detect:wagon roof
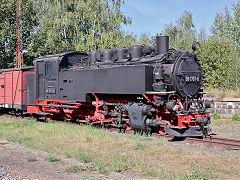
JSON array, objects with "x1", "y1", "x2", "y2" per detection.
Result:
[{"x1": 0, "y1": 66, "x2": 34, "y2": 72}]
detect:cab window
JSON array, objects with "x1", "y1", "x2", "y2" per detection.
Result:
[{"x1": 45, "y1": 61, "x2": 52, "y2": 76}]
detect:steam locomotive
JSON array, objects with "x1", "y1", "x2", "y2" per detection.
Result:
[{"x1": 0, "y1": 36, "x2": 211, "y2": 137}]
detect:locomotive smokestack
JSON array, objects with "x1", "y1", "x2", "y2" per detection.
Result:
[{"x1": 156, "y1": 36, "x2": 169, "y2": 55}]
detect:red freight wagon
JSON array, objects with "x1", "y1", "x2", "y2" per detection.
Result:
[{"x1": 0, "y1": 67, "x2": 34, "y2": 111}]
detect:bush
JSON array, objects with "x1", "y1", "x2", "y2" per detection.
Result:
[
  {"x1": 212, "y1": 112, "x2": 221, "y2": 120},
  {"x1": 232, "y1": 114, "x2": 240, "y2": 121},
  {"x1": 44, "y1": 155, "x2": 61, "y2": 162},
  {"x1": 76, "y1": 152, "x2": 92, "y2": 163},
  {"x1": 27, "y1": 156, "x2": 37, "y2": 162},
  {"x1": 65, "y1": 166, "x2": 84, "y2": 173}
]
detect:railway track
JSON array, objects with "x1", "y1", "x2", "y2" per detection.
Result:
[
  {"x1": 184, "y1": 136, "x2": 240, "y2": 150},
  {"x1": 108, "y1": 128, "x2": 240, "y2": 150}
]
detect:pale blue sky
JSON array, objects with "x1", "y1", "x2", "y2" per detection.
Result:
[{"x1": 121, "y1": 0, "x2": 238, "y2": 36}]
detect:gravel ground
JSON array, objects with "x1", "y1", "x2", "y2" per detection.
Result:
[
  {"x1": 0, "y1": 166, "x2": 23, "y2": 180},
  {"x1": 0, "y1": 139, "x2": 138, "y2": 180}
]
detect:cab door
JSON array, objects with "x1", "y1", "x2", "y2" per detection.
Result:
[
  {"x1": 44, "y1": 60, "x2": 58, "y2": 100},
  {"x1": 37, "y1": 61, "x2": 45, "y2": 99}
]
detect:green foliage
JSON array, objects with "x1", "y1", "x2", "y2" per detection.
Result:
[
  {"x1": 94, "y1": 160, "x2": 109, "y2": 175},
  {"x1": 232, "y1": 114, "x2": 240, "y2": 121},
  {"x1": 182, "y1": 161, "x2": 216, "y2": 180},
  {"x1": 112, "y1": 155, "x2": 130, "y2": 172},
  {"x1": 76, "y1": 151, "x2": 92, "y2": 163},
  {"x1": 196, "y1": 36, "x2": 236, "y2": 88},
  {"x1": 212, "y1": 112, "x2": 221, "y2": 120},
  {"x1": 0, "y1": 0, "x2": 16, "y2": 68},
  {"x1": 27, "y1": 156, "x2": 37, "y2": 162},
  {"x1": 0, "y1": 117, "x2": 239, "y2": 179},
  {"x1": 145, "y1": 168, "x2": 168, "y2": 179},
  {"x1": 164, "y1": 11, "x2": 196, "y2": 51},
  {"x1": 2, "y1": 0, "x2": 240, "y2": 90},
  {"x1": 210, "y1": 2, "x2": 240, "y2": 89},
  {"x1": 161, "y1": 6, "x2": 240, "y2": 89},
  {"x1": 82, "y1": 176, "x2": 101, "y2": 180},
  {"x1": 133, "y1": 142, "x2": 147, "y2": 150},
  {"x1": 0, "y1": 142, "x2": 8, "y2": 145},
  {"x1": 44, "y1": 155, "x2": 61, "y2": 162},
  {"x1": 28, "y1": 0, "x2": 134, "y2": 56},
  {"x1": 0, "y1": 0, "x2": 37, "y2": 67},
  {"x1": 65, "y1": 166, "x2": 84, "y2": 173},
  {"x1": 1, "y1": 0, "x2": 136, "y2": 67},
  {"x1": 137, "y1": 33, "x2": 156, "y2": 46}
]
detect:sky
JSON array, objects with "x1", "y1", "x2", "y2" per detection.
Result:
[{"x1": 121, "y1": 0, "x2": 238, "y2": 36}]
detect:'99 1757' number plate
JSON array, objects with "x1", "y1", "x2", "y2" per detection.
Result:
[{"x1": 185, "y1": 76, "x2": 200, "y2": 82}]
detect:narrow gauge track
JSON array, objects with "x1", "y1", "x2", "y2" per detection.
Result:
[
  {"x1": 184, "y1": 136, "x2": 240, "y2": 150},
  {"x1": 92, "y1": 126, "x2": 240, "y2": 151},
  {"x1": 1, "y1": 114, "x2": 240, "y2": 150}
]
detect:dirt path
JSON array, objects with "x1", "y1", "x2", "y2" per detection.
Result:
[{"x1": 0, "y1": 139, "x2": 137, "y2": 180}]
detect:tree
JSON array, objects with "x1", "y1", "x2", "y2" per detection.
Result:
[
  {"x1": 0, "y1": 0, "x2": 37, "y2": 68},
  {"x1": 28, "y1": 0, "x2": 135, "y2": 59},
  {"x1": 163, "y1": 11, "x2": 196, "y2": 51},
  {"x1": 196, "y1": 36, "x2": 235, "y2": 88},
  {"x1": 0, "y1": 0, "x2": 17, "y2": 68},
  {"x1": 211, "y1": 1, "x2": 240, "y2": 88},
  {"x1": 136, "y1": 33, "x2": 156, "y2": 46}
]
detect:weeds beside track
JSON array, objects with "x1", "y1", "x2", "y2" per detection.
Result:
[{"x1": 0, "y1": 116, "x2": 240, "y2": 179}]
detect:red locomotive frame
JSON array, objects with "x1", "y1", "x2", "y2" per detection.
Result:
[{"x1": 27, "y1": 91, "x2": 209, "y2": 135}]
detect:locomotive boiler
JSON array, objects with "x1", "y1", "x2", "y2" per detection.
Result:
[{"x1": 0, "y1": 36, "x2": 212, "y2": 137}]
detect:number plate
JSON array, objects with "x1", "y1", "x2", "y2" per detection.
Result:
[{"x1": 185, "y1": 75, "x2": 200, "y2": 82}]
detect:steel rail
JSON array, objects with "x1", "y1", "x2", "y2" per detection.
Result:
[{"x1": 185, "y1": 136, "x2": 240, "y2": 150}]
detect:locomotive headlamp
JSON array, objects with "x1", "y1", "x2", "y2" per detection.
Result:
[{"x1": 192, "y1": 41, "x2": 200, "y2": 51}]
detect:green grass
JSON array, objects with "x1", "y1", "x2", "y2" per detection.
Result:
[
  {"x1": 181, "y1": 161, "x2": 216, "y2": 179},
  {"x1": 212, "y1": 112, "x2": 221, "y2": 120},
  {"x1": 27, "y1": 156, "x2": 37, "y2": 162},
  {"x1": 0, "y1": 118, "x2": 239, "y2": 179},
  {"x1": 0, "y1": 142, "x2": 8, "y2": 145},
  {"x1": 232, "y1": 114, "x2": 240, "y2": 121},
  {"x1": 132, "y1": 142, "x2": 148, "y2": 150},
  {"x1": 93, "y1": 161, "x2": 108, "y2": 175},
  {"x1": 44, "y1": 155, "x2": 61, "y2": 162},
  {"x1": 82, "y1": 176, "x2": 101, "y2": 180},
  {"x1": 76, "y1": 151, "x2": 92, "y2": 163},
  {"x1": 210, "y1": 115, "x2": 240, "y2": 138},
  {"x1": 205, "y1": 88, "x2": 240, "y2": 98},
  {"x1": 112, "y1": 154, "x2": 130, "y2": 172},
  {"x1": 145, "y1": 168, "x2": 168, "y2": 179},
  {"x1": 65, "y1": 165, "x2": 84, "y2": 173}
]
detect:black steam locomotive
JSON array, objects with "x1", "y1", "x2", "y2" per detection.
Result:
[{"x1": 3, "y1": 36, "x2": 212, "y2": 137}]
